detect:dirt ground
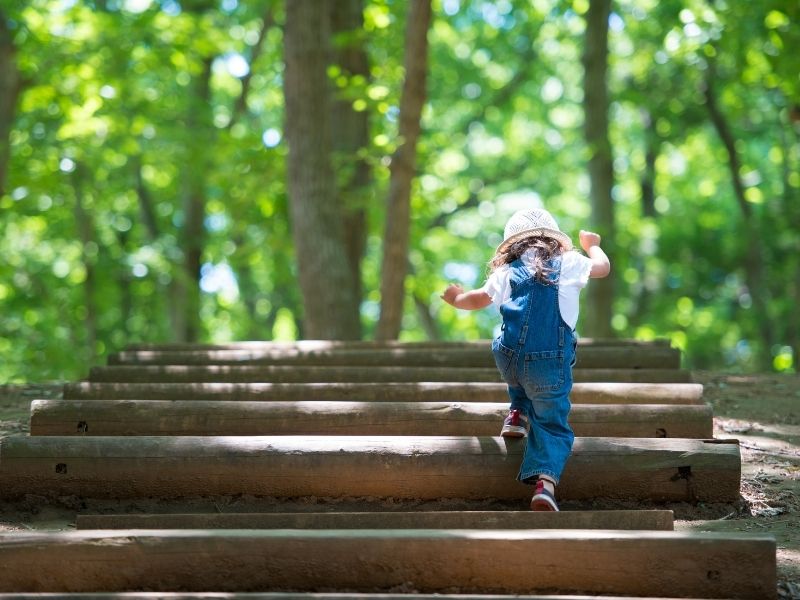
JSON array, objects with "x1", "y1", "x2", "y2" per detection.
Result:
[
  {"x1": 686, "y1": 372, "x2": 800, "y2": 599},
  {"x1": 1, "y1": 374, "x2": 799, "y2": 597}
]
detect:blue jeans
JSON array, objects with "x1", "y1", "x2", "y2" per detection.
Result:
[
  {"x1": 490, "y1": 256, "x2": 576, "y2": 486},
  {"x1": 493, "y1": 336, "x2": 576, "y2": 484}
]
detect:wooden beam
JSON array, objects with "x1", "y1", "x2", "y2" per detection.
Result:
[
  {"x1": 0, "y1": 529, "x2": 775, "y2": 598},
  {"x1": 0, "y1": 436, "x2": 740, "y2": 502},
  {"x1": 30, "y1": 400, "x2": 713, "y2": 438},
  {"x1": 86, "y1": 365, "x2": 693, "y2": 384},
  {"x1": 123, "y1": 338, "x2": 673, "y2": 351},
  {"x1": 63, "y1": 381, "x2": 705, "y2": 404},
  {"x1": 0, "y1": 594, "x2": 720, "y2": 600},
  {"x1": 107, "y1": 345, "x2": 681, "y2": 370},
  {"x1": 76, "y1": 509, "x2": 675, "y2": 531},
  {"x1": 0, "y1": 595, "x2": 708, "y2": 600}
]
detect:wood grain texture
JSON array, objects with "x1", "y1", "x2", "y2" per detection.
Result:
[
  {"x1": 30, "y1": 400, "x2": 713, "y2": 438},
  {"x1": 86, "y1": 365, "x2": 692, "y2": 384},
  {"x1": 107, "y1": 345, "x2": 681, "y2": 370},
  {"x1": 63, "y1": 381, "x2": 705, "y2": 404},
  {"x1": 122, "y1": 338, "x2": 673, "y2": 351},
  {"x1": 0, "y1": 436, "x2": 740, "y2": 502},
  {"x1": 0, "y1": 529, "x2": 775, "y2": 598},
  {"x1": 75, "y1": 509, "x2": 675, "y2": 531}
]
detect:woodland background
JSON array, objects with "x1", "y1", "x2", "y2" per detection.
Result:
[{"x1": 0, "y1": 0, "x2": 798, "y2": 382}]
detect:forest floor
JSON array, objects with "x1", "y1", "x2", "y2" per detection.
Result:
[{"x1": 0, "y1": 373, "x2": 798, "y2": 597}]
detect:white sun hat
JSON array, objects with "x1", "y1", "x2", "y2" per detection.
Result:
[{"x1": 497, "y1": 208, "x2": 573, "y2": 253}]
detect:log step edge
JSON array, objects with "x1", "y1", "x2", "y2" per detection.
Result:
[
  {"x1": 0, "y1": 529, "x2": 776, "y2": 598},
  {"x1": 75, "y1": 509, "x2": 675, "y2": 531},
  {"x1": 0, "y1": 436, "x2": 742, "y2": 503}
]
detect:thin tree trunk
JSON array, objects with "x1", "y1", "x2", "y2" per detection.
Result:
[
  {"x1": 229, "y1": 4, "x2": 275, "y2": 129},
  {"x1": 72, "y1": 165, "x2": 98, "y2": 363},
  {"x1": 330, "y1": 0, "x2": 370, "y2": 318},
  {"x1": 627, "y1": 109, "x2": 658, "y2": 328},
  {"x1": 780, "y1": 104, "x2": 800, "y2": 364},
  {"x1": 414, "y1": 293, "x2": 439, "y2": 340},
  {"x1": 134, "y1": 155, "x2": 160, "y2": 240},
  {"x1": 0, "y1": 12, "x2": 22, "y2": 195},
  {"x1": 284, "y1": 0, "x2": 361, "y2": 339},
  {"x1": 173, "y1": 57, "x2": 213, "y2": 343},
  {"x1": 116, "y1": 229, "x2": 133, "y2": 339},
  {"x1": 376, "y1": 0, "x2": 432, "y2": 341},
  {"x1": 581, "y1": 0, "x2": 615, "y2": 339},
  {"x1": 703, "y1": 62, "x2": 774, "y2": 366},
  {"x1": 230, "y1": 235, "x2": 263, "y2": 340},
  {"x1": 640, "y1": 109, "x2": 657, "y2": 219},
  {"x1": 133, "y1": 155, "x2": 173, "y2": 341}
]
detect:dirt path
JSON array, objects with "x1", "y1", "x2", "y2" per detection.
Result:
[
  {"x1": 1, "y1": 375, "x2": 799, "y2": 596},
  {"x1": 687, "y1": 372, "x2": 800, "y2": 598}
]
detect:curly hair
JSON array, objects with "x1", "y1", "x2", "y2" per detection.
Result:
[{"x1": 489, "y1": 235, "x2": 563, "y2": 283}]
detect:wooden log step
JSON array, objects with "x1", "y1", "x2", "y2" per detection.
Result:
[
  {"x1": 108, "y1": 345, "x2": 681, "y2": 370},
  {"x1": 30, "y1": 400, "x2": 713, "y2": 438},
  {"x1": 0, "y1": 529, "x2": 776, "y2": 597},
  {"x1": 0, "y1": 436, "x2": 740, "y2": 502},
  {"x1": 87, "y1": 365, "x2": 693, "y2": 384},
  {"x1": 0, "y1": 595, "x2": 705, "y2": 600},
  {"x1": 0, "y1": 594, "x2": 712, "y2": 600},
  {"x1": 76, "y1": 509, "x2": 675, "y2": 530},
  {"x1": 124, "y1": 337, "x2": 673, "y2": 351},
  {"x1": 63, "y1": 381, "x2": 705, "y2": 404},
  {"x1": 10, "y1": 594, "x2": 740, "y2": 600}
]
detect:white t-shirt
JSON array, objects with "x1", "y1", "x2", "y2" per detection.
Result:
[{"x1": 481, "y1": 250, "x2": 593, "y2": 330}]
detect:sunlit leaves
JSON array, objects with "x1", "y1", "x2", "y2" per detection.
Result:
[{"x1": 1, "y1": 0, "x2": 798, "y2": 377}]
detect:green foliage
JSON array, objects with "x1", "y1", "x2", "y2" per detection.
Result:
[{"x1": 1, "y1": 0, "x2": 798, "y2": 381}]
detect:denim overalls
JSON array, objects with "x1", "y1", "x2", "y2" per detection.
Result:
[{"x1": 491, "y1": 255, "x2": 577, "y2": 485}]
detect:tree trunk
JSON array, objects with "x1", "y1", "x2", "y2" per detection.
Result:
[
  {"x1": 284, "y1": 0, "x2": 361, "y2": 339},
  {"x1": 132, "y1": 155, "x2": 172, "y2": 341},
  {"x1": 115, "y1": 229, "x2": 133, "y2": 339},
  {"x1": 134, "y1": 155, "x2": 160, "y2": 240},
  {"x1": 703, "y1": 62, "x2": 774, "y2": 367},
  {"x1": 229, "y1": 4, "x2": 275, "y2": 129},
  {"x1": 414, "y1": 293, "x2": 439, "y2": 340},
  {"x1": 0, "y1": 12, "x2": 22, "y2": 195},
  {"x1": 72, "y1": 165, "x2": 98, "y2": 363},
  {"x1": 778, "y1": 104, "x2": 800, "y2": 366},
  {"x1": 581, "y1": 0, "x2": 615, "y2": 339},
  {"x1": 376, "y1": 0, "x2": 432, "y2": 341},
  {"x1": 173, "y1": 57, "x2": 213, "y2": 343},
  {"x1": 640, "y1": 109, "x2": 657, "y2": 219},
  {"x1": 330, "y1": 0, "x2": 370, "y2": 318}
]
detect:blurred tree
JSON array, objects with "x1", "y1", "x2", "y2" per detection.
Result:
[
  {"x1": 1, "y1": 0, "x2": 798, "y2": 380},
  {"x1": 331, "y1": 0, "x2": 371, "y2": 318},
  {"x1": 702, "y1": 49, "x2": 774, "y2": 367},
  {"x1": 0, "y1": 9, "x2": 23, "y2": 195},
  {"x1": 376, "y1": 0, "x2": 432, "y2": 340},
  {"x1": 283, "y1": 0, "x2": 361, "y2": 339},
  {"x1": 174, "y1": 34, "x2": 213, "y2": 343},
  {"x1": 581, "y1": 0, "x2": 615, "y2": 338}
]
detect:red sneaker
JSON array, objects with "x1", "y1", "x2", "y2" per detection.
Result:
[
  {"x1": 500, "y1": 409, "x2": 529, "y2": 438},
  {"x1": 530, "y1": 480, "x2": 559, "y2": 512}
]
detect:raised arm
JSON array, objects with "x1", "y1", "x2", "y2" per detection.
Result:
[
  {"x1": 441, "y1": 284, "x2": 493, "y2": 310},
  {"x1": 579, "y1": 230, "x2": 611, "y2": 278}
]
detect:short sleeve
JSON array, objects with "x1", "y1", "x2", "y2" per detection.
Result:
[
  {"x1": 559, "y1": 250, "x2": 593, "y2": 289},
  {"x1": 481, "y1": 265, "x2": 512, "y2": 308}
]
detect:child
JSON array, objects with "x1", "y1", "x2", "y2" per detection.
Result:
[{"x1": 441, "y1": 207, "x2": 610, "y2": 511}]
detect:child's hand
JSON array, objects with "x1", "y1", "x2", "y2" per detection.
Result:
[
  {"x1": 579, "y1": 230, "x2": 602, "y2": 252},
  {"x1": 580, "y1": 230, "x2": 611, "y2": 278},
  {"x1": 441, "y1": 284, "x2": 464, "y2": 307}
]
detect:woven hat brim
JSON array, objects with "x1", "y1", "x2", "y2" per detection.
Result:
[{"x1": 496, "y1": 228, "x2": 573, "y2": 254}]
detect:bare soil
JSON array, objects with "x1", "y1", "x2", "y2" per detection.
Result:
[
  {"x1": 1, "y1": 374, "x2": 799, "y2": 597},
  {"x1": 687, "y1": 372, "x2": 800, "y2": 599}
]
